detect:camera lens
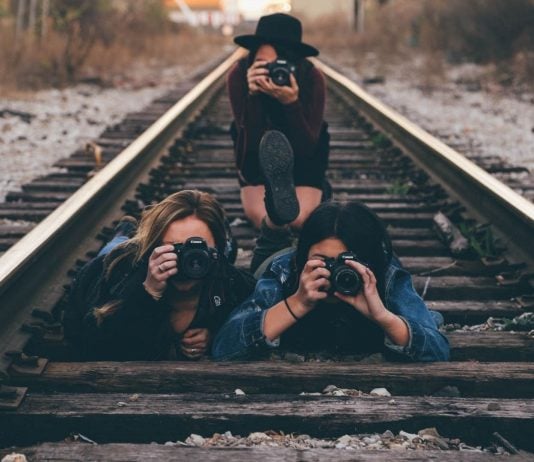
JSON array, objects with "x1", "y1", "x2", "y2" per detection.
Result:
[
  {"x1": 271, "y1": 68, "x2": 289, "y2": 86},
  {"x1": 333, "y1": 267, "x2": 362, "y2": 295},
  {"x1": 181, "y1": 249, "x2": 210, "y2": 279}
]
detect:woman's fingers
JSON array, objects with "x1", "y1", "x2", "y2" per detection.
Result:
[
  {"x1": 180, "y1": 338, "x2": 207, "y2": 358},
  {"x1": 150, "y1": 247, "x2": 177, "y2": 269},
  {"x1": 181, "y1": 333, "x2": 208, "y2": 346},
  {"x1": 367, "y1": 267, "x2": 377, "y2": 285},
  {"x1": 255, "y1": 76, "x2": 273, "y2": 91},
  {"x1": 154, "y1": 259, "x2": 176, "y2": 273},
  {"x1": 150, "y1": 261, "x2": 177, "y2": 281},
  {"x1": 248, "y1": 67, "x2": 268, "y2": 78},
  {"x1": 151, "y1": 245, "x2": 174, "y2": 259},
  {"x1": 182, "y1": 341, "x2": 208, "y2": 351},
  {"x1": 344, "y1": 260, "x2": 374, "y2": 286},
  {"x1": 182, "y1": 329, "x2": 210, "y2": 352},
  {"x1": 153, "y1": 251, "x2": 177, "y2": 265},
  {"x1": 304, "y1": 259, "x2": 326, "y2": 272},
  {"x1": 183, "y1": 328, "x2": 205, "y2": 338},
  {"x1": 181, "y1": 348, "x2": 205, "y2": 359},
  {"x1": 247, "y1": 61, "x2": 268, "y2": 88},
  {"x1": 308, "y1": 277, "x2": 330, "y2": 293},
  {"x1": 310, "y1": 267, "x2": 330, "y2": 279}
]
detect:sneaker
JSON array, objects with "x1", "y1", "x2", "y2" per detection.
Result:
[
  {"x1": 259, "y1": 130, "x2": 300, "y2": 226},
  {"x1": 113, "y1": 215, "x2": 138, "y2": 238}
]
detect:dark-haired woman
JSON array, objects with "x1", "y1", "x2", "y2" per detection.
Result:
[
  {"x1": 64, "y1": 190, "x2": 256, "y2": 361},
  {"x1": 212, "y1": 201, "x2": 450, "y2": 362},
  {"x1": 228, "y1": 13, "x2": 330, "y2": 230}
]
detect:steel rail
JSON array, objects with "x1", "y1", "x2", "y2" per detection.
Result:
[
  {"x1": 0, "y1": 49, "x2": 243, "y2": 375},
  {"x1": 315, "y1": 59, "x2": 534, "y2": 268}
]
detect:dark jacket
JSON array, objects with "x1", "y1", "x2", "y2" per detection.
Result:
[
  {"x1": 64, "y1": 246, "x2": 256, "y2": 361},
  {"x1": 212, "y1": 249, "x2": 450, "y2": 361}
]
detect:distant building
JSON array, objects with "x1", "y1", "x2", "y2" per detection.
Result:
[{"x1": 164, "y1": 0, "x2": 240, "y2": 27}]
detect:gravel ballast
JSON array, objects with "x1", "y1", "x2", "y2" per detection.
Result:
[
  {"x1": 0, "y1": 61, "x2": 223, "y2": 202},
  {"x1": 324, "y1": 55, "x2": 534, "y2": 174}
]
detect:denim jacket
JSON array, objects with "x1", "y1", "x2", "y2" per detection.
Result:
[{"x1": 212, "y1": 250, "x2": 450, "y2": 361}]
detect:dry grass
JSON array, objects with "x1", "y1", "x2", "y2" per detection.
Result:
[
  {"x1": 0, "y1": 19, "x2": 229, "y2": 94},
  {"x1": 303, "y1": 0, "x2": 534, "y2": 90}
]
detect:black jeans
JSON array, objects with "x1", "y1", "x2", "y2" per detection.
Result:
[
  {"x1": 249, "y1": 179, "x2": 333, "y2": 275},
  {"x1": 250, "y1": 220, "x2": 293, "y2": 275}
]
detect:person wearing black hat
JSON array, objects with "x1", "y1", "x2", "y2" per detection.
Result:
[{"x1": 228, "y1": 13, "x2": 330, "y2": 238}]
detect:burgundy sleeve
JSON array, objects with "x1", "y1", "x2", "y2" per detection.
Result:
[
  {"x1": 227, "y1": 62, "x2": 245, "y2": 122},
  {"x1": 279, "y1": 67, "x2": 326, "y2": 156},
  {"x1": 227, "y1": 62, "x2": 266, "y2": 157}
]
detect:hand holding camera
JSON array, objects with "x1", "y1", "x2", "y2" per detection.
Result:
[
  {"x1": 265, "y1": 59, "x2": 297, "y2": 86},
  {"x1": 332, "y1": 258, "x2": 392, "y2": 325},
  {"x1": 293, "y1": 258, "x2": 330, "y2": 313},
  {"x1": 294, "y1": 251, "x2": 391, "y2": 324},
  {"x1": 172, "y1": 237, "x2": 219, "y2": 281},
  {"x1": 247, "y1": 59, "x2": 299, "y2": 104},
  {"x1": 247, "y1": 60, "x2": 269, "y2": 96},
  {"x1": 144, "y1": 237, "x2": 218, "y2": 299},
  {"x1": 144, "y1": 244, "x2": 178, "y2": 299}
]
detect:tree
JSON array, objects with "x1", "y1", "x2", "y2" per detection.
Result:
[{"x1": 50, "y1": 0, "x2": 113, "y2": 81}]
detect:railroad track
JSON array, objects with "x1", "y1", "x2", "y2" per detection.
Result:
[{"x1": 1, "y1": 50, "x2": 534, "y2": 460}]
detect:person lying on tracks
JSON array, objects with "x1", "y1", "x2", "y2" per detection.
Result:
[
  {"x1": 212, "y1": 200, "x2": 450, "y2": 362},
  {"x1": 64, "y1": 190, "x2": 256, "y2": 361},
  {"x1": 228, "y1": 13, "x2": 330, "y2": 230}
]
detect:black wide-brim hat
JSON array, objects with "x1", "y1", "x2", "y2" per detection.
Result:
[{"x1": 234, "y1": 13, "x2": 319, "y2": 58}]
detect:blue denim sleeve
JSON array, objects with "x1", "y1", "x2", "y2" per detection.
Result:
[
  {"x1": 384, "y1": 265, "x2": 450, "y2": 361},
  {"x1": 211, "y1": 274, "x2": 284, "y2": 360}
]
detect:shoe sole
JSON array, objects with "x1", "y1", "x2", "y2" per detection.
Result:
[{"x1": 259, "y1": 131, "x2": 300, "y2": 225}]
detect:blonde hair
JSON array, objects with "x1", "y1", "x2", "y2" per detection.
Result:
[{"x1": 94, "y1": 190, "x2": 227, "y2": 323}]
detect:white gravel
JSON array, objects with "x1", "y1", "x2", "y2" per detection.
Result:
[
  {"x1": 326, "y1": 55, "x2": 534, "y2": 173},
  {"x1": 0, "y1": 65, "x2": 201, "y2": 202},
  {"x1": 2, "y1": 53, "x2": 532, "y2": 205},
  {"x1": 164, "y1": 428, "x2": 503, "y2": 453}
]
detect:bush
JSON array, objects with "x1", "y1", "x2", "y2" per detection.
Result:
[
  {"x1": 0, "y1": 0, "x2": 227, "y2": 91},
  {"x1": 420, "y1": 0, "x2": 534, "y2": 63},
  {"x1": 304, "y1": 0, "x2": 534, "y2": 87}
]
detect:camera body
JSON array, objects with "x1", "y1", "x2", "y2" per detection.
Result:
[
  {"x1": 323, "y1": 252, "x2": 363, "y2": 296},
  {"x1": 266, "y1": 59, "x2": 296, "y2": 86},
  {"x1": 173, "y1": 237, "x2": 219, "y2": 280}
]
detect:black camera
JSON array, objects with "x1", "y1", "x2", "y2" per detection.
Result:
[
  {"x1": 323, "y1": 252, "x2": 363, "y2": 296},
  {"x1": 173, "y1": 237, "x2": 219, "y2": 280},
  {"x1": 266, "y1": 59, "x2": 296, "y2": 86}
]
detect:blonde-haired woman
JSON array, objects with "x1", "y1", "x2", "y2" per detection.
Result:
[{"x1": 64, "y1": 190, "x2": 256, "y2": 360}]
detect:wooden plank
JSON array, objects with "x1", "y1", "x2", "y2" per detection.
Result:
[
  {"x1": 12, "y1": 362, "x2": 534, "y2": 398},
  {"x1": 426, "y1": 300, "x2": 525, "y2": 323},
  {"x1": 399, "y1": 257, "x2": 501, "y2": 276},
  {"x1": 1, "y1": 444, "x2": 531, "y2": 462},
  {"x1": 29, "y1": 332, "x2": 534, "y2": 363},
  {"x1": 411, "y1": 276, "x2": 520, "y2": 300},
  {"x1": 236, "y1": 238, "x2": 448, "y2": 257},
  {"x1": 1, "y1": 394, "x2": 533, "y2": 448},
  {"x1": 449, "y1": 332, "x2": 534, "y2": 361}
]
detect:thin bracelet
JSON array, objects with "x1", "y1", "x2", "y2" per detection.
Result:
[
  {"x1": 283, "y1": 298, "x2": 299, "y2": 321},
  {"x1": 143, "y1": 282, "x2": 162, "y2": 301}
]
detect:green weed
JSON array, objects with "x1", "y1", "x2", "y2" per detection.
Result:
[
  {"x1": 372, "y1": 133, "x2": 392, "y2": 149},
  {"x1": 387, "y1": 180, "x2": 411, "y2": 196},
  {"x1": 457, "y1": 223, "x2": 497, "y2": 258}
]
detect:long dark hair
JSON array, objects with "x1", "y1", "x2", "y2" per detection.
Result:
[{"x1": 294, "y1": 201, "x2": 393, "y2": 298}]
